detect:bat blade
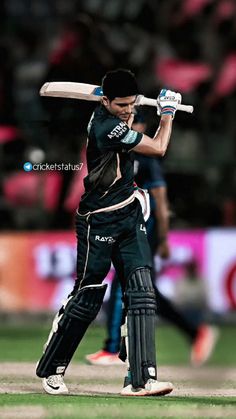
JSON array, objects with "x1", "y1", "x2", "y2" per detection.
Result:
[{"x1": 40, "y1": 82, "x2": 103, "y2": 101}]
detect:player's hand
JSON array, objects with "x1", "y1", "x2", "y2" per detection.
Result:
[
  {"x1": 157, "y1": 89, "x2": 182, "y2": 119},
  {"x1": 157, "y1": 239, "x2": 170, "y2": 259}
]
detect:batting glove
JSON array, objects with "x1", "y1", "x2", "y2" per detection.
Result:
[{"x1": 157, "y1": 89, "x2": 182, "y2": 119}]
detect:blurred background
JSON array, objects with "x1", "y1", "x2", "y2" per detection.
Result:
[{"x1": 0, "y1": 0, "x2": 236, "y2": 323}]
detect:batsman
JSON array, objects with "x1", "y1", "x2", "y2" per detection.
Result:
[{"x1": 36, "y1": 68, "x2": 182, "y2": 396}]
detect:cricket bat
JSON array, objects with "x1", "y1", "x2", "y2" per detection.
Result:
[{"x1": 40, "y1": 82, "x2": 194, "y2": 113}]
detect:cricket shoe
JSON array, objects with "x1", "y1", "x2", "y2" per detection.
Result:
[
  {"x1": 42, "y1": 374, "x2": 69, "y2": 395},
  {"x1": 191, "y1": 325, "x2": 219, "y2": 367},
  {"x1": 85, "y1": 350, "x2": 123, "y2": 366},
  {"x1": 120, "y1": 379, "x2": 173, "y2": 397}
]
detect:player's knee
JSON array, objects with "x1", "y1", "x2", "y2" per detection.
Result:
[
  {"x1": 125, "y1": 267, "x2": 156, "y2": 311},
  {"x1": 65, "y1": 283, "x2": 107, "y2": 322}
]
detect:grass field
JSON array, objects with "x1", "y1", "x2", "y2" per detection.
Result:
[{"x1": 0, "y1": 323, "x2": 235, "y2": 418}]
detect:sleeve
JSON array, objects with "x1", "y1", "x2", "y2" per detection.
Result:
[{"x1": 96, "y1": 118, "x2": 143, "y2": 152}]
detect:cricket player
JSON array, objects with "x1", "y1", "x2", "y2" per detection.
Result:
[
  {"x1": 36, "y1": 68, "x2": 181, "y2": 396},
  {"x1": 86, "y1": 113, "x2": 219, "y2": 368}
]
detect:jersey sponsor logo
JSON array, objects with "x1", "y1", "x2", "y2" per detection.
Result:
[
  {"x1": 95, "y1": 235, "x2": 116, "y2": 244},
  {"x1": 140, "y1": 224, "x2": 147, "y2": 234},
  {"x1": 121, "y1": 130, "x2": 138, "y2": 144},
  {"x1": 108, "y1": 122, "x2": 128, "y2": 139}
]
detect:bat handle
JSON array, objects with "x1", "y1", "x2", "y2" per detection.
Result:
[
  {"x1": 177, "y1": 104, "x2": 194, "y2": 113},
  {"x1": 136, "y1": 95, "x2": 194, "y2": 114}
]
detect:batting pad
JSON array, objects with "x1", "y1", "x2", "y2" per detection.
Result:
[
  {"x1": 125, "y1": 268, "x2": 157, "y2": 388},
  {"x1": 36, "y1": 283, "x2": 107, "y2": 378}
]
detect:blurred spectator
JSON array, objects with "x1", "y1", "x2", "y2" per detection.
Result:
[{"x1": 174, "y1": 260, "x2": 208, "y2": 324}]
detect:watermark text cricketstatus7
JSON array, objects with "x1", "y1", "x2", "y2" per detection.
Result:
[{"x1": 23, "y1": 162, "x2": 83, "y2": 172}]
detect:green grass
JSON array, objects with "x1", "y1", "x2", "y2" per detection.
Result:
[
  {"x1": 0, "y1": 323, "x2": 235, "y2": 365},
  {"x1": 0, "y1": 324, "x2": 235, "y2": 418},
  {"x1": 0, "y1": 394, "x2": 235, "y2": 419}
]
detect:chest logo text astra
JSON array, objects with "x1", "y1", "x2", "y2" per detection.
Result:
[{"x1": 108, "y1": 122, "x2": 127, "y2": 139}]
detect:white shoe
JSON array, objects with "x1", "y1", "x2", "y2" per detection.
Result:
[
  {"x1": 42, "y1": 374, "x2": 69, "y2": 395},
  {"x1": 120, "y1": 379, "x2": 173, "y2": 396}
]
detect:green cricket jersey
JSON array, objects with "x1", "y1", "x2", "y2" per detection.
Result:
[{"x1": 79, "y1": 105, "x2": 143, "y2": 213}]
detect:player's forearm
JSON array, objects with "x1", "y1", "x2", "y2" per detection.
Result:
[
  {"x1": 133, "y1": 115, "x2": 173, "y2": 156},
  {"x1": 152, "y1": 115, "x2": 173, "y2": 156}
]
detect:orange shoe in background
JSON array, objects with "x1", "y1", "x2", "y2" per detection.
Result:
[
  {"x1": 191, "y1": 325, "x2": 219, "y2": 367},
  {"x1": 85, "y1": 350, "x2": 123, "y2": 366}
]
